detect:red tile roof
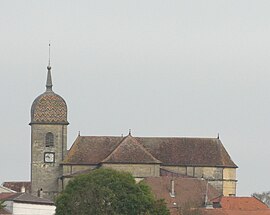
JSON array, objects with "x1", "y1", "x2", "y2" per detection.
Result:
[
  {"x1": 201, "y1": 209, "x2": 270, "y2": 215},
  {"x1": 143, "y1": 176, "x2": 221, "y2": 214},
  {"x1": 62, "y1": 135, "x2": 237, "y2": 168},
  {"x1": 201, "y1": 197, "x2": 270, "y2": 215},
  {"x1": 220, "y1": 197, "x2": 268, "y2": 210},
  {"x1": 0, "y1": 193, "x2": 16, "y2": 200}
]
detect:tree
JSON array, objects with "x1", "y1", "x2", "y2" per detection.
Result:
[
  {"x1": 252, "y1": 191, "x2": 270, "y2": 207},
  {"x1": 56, "y1": 168, "x2": 169, "y2": 215},
  {"x1": 0, "y1": 200, "x2": 6, "y2": 210}
]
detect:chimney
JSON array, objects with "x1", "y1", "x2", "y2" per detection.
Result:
[
  {"x1": 21, "y1": 185, "x2": 25, "y2": 193},
  {"x1": 37, "y1": 188, "x2": 43, "y2": 198},
  {"x1": 170, "y1": 179, "x2": 175, "y2": 197}
]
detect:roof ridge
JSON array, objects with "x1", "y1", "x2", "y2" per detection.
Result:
[
  {"x1": 216, "y1": 139, "x2": 238, "y2": 168},
  {"x1": 12, "y1": 193, "x2": 23, "y2": 201},
  {"x1": 101, "y1": 135, "x2": 132, "y2": 163},
  {"x1": 102, "y1": 135, "x2": 161, "y2": 163},
  {"x1": 136, "y1": 136, "x2": 218, "y2": 139}
]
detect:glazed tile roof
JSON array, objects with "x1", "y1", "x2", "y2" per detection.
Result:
[
  {"x1": 30, "y1": 91, "x2": 68, "y2": 124},
  {"x1": 62, "y1": 135, "x2": 237, "y2": 168},
  {"x1": 102, "y1": 135, "x2": 161, "y2": 164}
]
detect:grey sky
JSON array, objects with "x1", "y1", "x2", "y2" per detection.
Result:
[{"x1": 1, "y1": 0, "x2": 269, "y2": 196}]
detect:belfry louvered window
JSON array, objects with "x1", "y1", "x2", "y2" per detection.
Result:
[{"x1": 45, "y1": 132, "x2": 54, "y2": 147}]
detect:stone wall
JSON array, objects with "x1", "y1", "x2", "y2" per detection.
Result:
[
  {"x1": 101, "y1": 163, "x2": 160, "y2": 177},
  {"x1": 31, "y1": 124, "x2": 67, "y2": 200},
  {"x1": 161, "y1": 165, "x2": 237, "y2": 195},
  {"x1": 223, "y1": 168, "x2": 237, "y2": 196},
  {"x1": 62, "y1": 164, "x2": 97, "y2": 176}
]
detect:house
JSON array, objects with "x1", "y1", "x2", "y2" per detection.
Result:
[{"x1": 0, "y1": 192, "x2": 55, "y2": 215}]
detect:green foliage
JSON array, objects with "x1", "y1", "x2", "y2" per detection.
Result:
[
  {"x1": 56, "y1": 168, "x2": 169, "y2": 215},
  {"x1": 0, "y1": 200, "x2": 6, "y2": 210}
]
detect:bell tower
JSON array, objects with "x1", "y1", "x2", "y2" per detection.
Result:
[{"x1": 30, "y1": 60, "x2": 68, "y2": 200}]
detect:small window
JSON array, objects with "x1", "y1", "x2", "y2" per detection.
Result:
[{"x1": 45, "y1": 132, "x2": 54, "y2": 147}]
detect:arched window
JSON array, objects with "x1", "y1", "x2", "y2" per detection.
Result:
[{"x1": 45, "y1": 132, "x2": 54, "y2": 147}]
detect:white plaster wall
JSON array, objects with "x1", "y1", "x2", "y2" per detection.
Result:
[
  {"x1": 3, "y1": 201, "x2": 13, "y2": 213},
  {"x1": 12, "y1": 202, "x2": 55, "y2": 215}
]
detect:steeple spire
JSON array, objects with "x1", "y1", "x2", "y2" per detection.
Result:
[{"x1": 46, "y1": 43, "x2": 53, "y2": 91}]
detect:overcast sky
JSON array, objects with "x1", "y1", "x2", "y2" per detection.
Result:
[{"x1": 1, "y1": 0, "x2": 270, "y2": 196}]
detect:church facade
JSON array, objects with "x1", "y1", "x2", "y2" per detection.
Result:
[{"x1": 30, "y1": 66, "x2": 238, "y2": 200}]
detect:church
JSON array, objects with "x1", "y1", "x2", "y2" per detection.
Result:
[{"x1": 30, "y1": 65, "x2": 237, "y2": 200}]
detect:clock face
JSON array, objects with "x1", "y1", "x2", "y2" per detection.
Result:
[{"x1": 44, "y1": 152, "x2": 55, "y2": 163}]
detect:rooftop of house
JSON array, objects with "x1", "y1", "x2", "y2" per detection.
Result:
[
  {"x1": 201, "y1": 196, "x2": 270, "y2": 215},
  {"x1": 219, "y1": 196, "x2": 269, "y2": 210},
  {"x1": 143, "y1": 175, "x2": 221, "y2": 214},
  {"x1": 0, "y1": 193, "x2": 54, "y2": 206},
  {"x1": 201, "y1": 209, "x2": 270, "y2": 215}
]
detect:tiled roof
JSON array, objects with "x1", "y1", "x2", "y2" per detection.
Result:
[
  {"x1": 137, "y1": 137, "x2": 236, "y2": 167},
  {"x1": 0, "y1": 193, "x2": 54, "y2": 205},
  {"x1": 2, "y1": 182, "x2": 31, "y2": 193},
  {"x1": 220, "y1": 197, "x2": 268, "y2": 210},
  {"x1": 62, "y1": 136, "x2": 122, "y2": 164},
  {"x1": 0, "y1": 193, "x2": 16, "y2": 200},
  {"x1": 102, "y1": 135, "x2": 161, "y2": 164},
  {"x1": 30, "y1": 91, "x2": 68, "y2": 124},
  {"x1": 143, "y1": 176, "x2": 221, "y2": 214},
  {"x1": 62, "y1": 135, "x2": 237, "y2": 168},
  {"x1": 201, "y1": 197, "x2": 270, "y2": 215},
  {"x1": 201, "y1": 209, "x2": 270, "y2": 215}
]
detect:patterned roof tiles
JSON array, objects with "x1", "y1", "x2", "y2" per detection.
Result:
[{"x1": 30, "y1": 91, "x2": 68, "y2": 124}]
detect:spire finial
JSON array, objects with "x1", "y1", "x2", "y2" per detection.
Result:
[
  {"x1": 46, "y1": 43, "x2": 53, "y2": 91},
  {"x1": 47, "y1": 42, "x2": 51, "y2": 69},
  {"x1": 129, "y1": 129, "x2": 131, "y2": 136},
  {"x1": 217, "y1": 133, "x2": 220, "y2": 139}
]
